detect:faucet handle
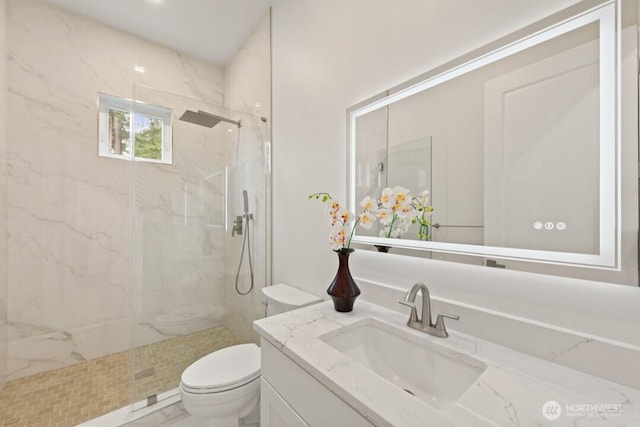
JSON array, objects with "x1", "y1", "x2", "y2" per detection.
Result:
[
  {"x1": 232, "y1": 215, "x2": 243, "y2": 236},
  {"x1": 434, "y1": 313, "x2": 459, "y2": 338},
  {"x1": 399, "y1": 300, "x2": 419, "y2": 324}
]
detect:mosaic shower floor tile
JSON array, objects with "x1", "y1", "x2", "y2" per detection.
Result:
[{"x1": 0, "y1": 326, "x2": 241, "y2": 427}]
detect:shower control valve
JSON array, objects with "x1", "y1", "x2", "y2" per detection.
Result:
[{"x1": 232, "y1": 215, "x2": 243, "y2": 236}]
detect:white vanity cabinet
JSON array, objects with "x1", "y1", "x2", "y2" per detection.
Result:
[
  {"x1": 260, "y1": 340, "x2": 374, "y2": 427},
  {"x1": 261, "y1": 379, "x2": 309, "y2": 427}
]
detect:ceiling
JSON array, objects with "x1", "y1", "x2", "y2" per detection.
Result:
[{"x1": 47, "y1": 0, "x2": 271, "y2": 65}]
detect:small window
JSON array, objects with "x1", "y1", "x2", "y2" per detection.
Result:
[{"x1": 98, "y1": 94, "x2": 172, "y2": 164}]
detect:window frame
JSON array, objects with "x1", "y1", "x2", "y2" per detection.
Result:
[{"x1": 98, "y1": 93, "x2": 173, "y2": 164}]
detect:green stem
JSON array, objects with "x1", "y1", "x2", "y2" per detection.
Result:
[
  {"x1": 346, "y1": 218, "x2": 360, "y2": 249},
  {"x1": 386, "y1": 214, "x2": 398, "y2": 238},
  {"x1": 308, "y1": 192, "x2": 332, "y2": 202}
]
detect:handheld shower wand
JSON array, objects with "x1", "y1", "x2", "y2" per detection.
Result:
[
  {"x1": 243, "y1": 190, "x2": 249, "y2": 215},
  {"x1": 234, "y1": 190, "x2": 254, "y2": 295}
]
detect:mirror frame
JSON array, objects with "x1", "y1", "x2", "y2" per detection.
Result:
[{"x1": 347, "y1": 0, "x2": 620, "y2": 269}]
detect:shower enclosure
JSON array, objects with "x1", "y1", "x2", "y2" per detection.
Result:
[
  {"x1": 130, "y1": 85, "x2": 270, "y2": 405},
  {"x1": 1, "y1": 0, "x2": 271, "y2": 423},
  {"x1": 0, "y1": 72, "x2": 269, "y2": 424}
]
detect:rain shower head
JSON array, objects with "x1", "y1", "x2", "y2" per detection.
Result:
[
  {"x1": 179, "y1": 110, "x2": 220, "y2": 127},
  {"x1": 179, "y1": 110, "x2": 241, "y2": 128}
]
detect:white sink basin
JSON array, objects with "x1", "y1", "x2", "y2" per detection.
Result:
[{"x1": 320, "y1": 318, "x2": 486, "y2": 408}]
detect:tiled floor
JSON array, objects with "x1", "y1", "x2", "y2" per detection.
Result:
[
  {"x1": 122, "y1": 402, "x2": 194, "y2": 427},
  {"x1": 0, "y1": 326, "x2": 241, "y2": 427}
]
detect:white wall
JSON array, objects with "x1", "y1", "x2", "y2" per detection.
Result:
[{"x1": 271, "y1": 0, "x2": 640, "y2": 387}]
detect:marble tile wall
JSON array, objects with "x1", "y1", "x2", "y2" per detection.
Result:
[
  {"x1": 223, "y1": 12, "x2": 272, "y2": 344},
  {"x1": 0, "y1": 0, "x2": 7, "y2": 390},
  {"x1": 5, "y1": 0, "x2": 226, "y2": 381}
]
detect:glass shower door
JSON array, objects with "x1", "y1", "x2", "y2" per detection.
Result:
[{"x1": 131, "y1": 85, "x2": 269, "y2": 405}]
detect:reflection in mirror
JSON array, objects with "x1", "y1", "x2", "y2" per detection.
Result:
[
  {"x1": 358, "y1": 134, "x2": 433, "y2": 241},
  {"x1": 484, "y1": 23, "x2": 599, "y2": 256},
  {"x1": 348, "y1": 2, "x2": 623, "y2": 274}
]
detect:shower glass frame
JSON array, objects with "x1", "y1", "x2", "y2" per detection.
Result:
[{"x1": 130, "y1": 84, "x2": 271, "y2": 408}]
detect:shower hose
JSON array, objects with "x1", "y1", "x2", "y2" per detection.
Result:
[{"x1": 235, "y1": 213, "x2": 254, "y2": 296}]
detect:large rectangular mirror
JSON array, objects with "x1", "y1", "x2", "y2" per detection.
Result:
[{"x1": 348, "y1": 1, "x2": 626, "y2": 273}]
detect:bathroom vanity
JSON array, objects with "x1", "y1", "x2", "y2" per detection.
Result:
[
  {"x1": 254, "y1": 301, "x2": 640, "y2": 426},
  {"x1": 259, "y1": 340, "x2": 373, "y2": 427}
]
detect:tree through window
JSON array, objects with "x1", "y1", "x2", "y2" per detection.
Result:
[{"x1": 98, "y1": 94, "x2": 172, "y2": 164}]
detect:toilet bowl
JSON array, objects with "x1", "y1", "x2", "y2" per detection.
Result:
[{"x1": 179, "y1": 284, "x2": 322, "y2": 426}]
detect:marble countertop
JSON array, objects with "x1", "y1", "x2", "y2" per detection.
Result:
[{"x1": 254, "y1": 300, "x2": 640, "y2": 427}]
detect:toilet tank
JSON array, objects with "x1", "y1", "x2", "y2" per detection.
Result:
[{"x1": 261, "y1": 284, "x2": 322, "y2": 317}]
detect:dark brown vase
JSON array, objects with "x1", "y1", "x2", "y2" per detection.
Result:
[{"x1": 327, "y1": 248, "x2": 361, "y2": 312}]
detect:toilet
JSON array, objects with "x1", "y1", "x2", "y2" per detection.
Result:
[{"x1": 179, "y1": 284, "x2": 322, "y2": 426}]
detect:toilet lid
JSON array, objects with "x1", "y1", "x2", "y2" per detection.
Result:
[
  {"x1": 181, "y1": 343, "x2": 260, "y2": 391},
  {"x1": 262, "y1": 284, "x2": 323, "y2": 307}
]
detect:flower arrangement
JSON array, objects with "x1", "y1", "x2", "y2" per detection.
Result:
[
  {"x1": 308, "y1": 193, "x2": 369, "y2": 250},
  {"x1": 363, "y1": 186, "x2": 434, "y2": 240},
  {"x1": 309, "y1": 187, "x2": 434, "y2": 249}
]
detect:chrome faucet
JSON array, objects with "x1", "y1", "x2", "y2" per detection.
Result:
[{"x1": 399, "y1": 283, "x2": 459, "y2": 338}]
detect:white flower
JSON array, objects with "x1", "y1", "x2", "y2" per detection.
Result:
[
  {"x1": 360, "y1": 195, "x2": 378, "y2": 213},
  {"x1": 329, "y1": 223, "x2": 348, "y2": 250},
  {"x1": 416, "y1": 190, "x2": 430, "y2": 206},
  {"x1": 379, "y1": 187, "x2": 396, "y2": 208},
  {"x1": 393, "y1": 186, "x2": 411, "y2": 205},
  {"x1": 325, "y1": 200, "x2": 340, "y2": 216},
  {"x1": 358, "y1": 211, "x2": 376, "y2": 229},
  {"x1": 329, "y1": 234, "x2": 342, "y2": 250},
  {"x1": 325, "y1": 200, "x2": 341, "y2": 226},
  {"x1": 336, "y1": 208, "x2": 353, "y2": 225},
  {"x1": 396, "y1": 204, "x2": 414, "y2": 219},
  {"x1": 376, "y1": 208, "x2": 394, "y2": 225}
]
